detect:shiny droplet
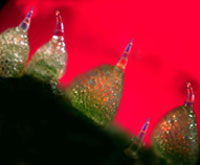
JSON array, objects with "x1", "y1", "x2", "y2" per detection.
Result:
[
  {"x1": 65, "y1": 40, "x2": 133, "y2": 126},
  {"x1": 0, "y1": 7, "x2": 34, "y2": 77}
]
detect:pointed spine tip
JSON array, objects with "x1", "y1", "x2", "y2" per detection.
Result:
[
  {"x1": 185, "y1": 82, "x2": 195, "y2": 107},
  {"x1": 27, "y1": 7, "x2": 34, "y2": 17},
  {"x1": 56, "y1": 10, "x2": 61, "y2": 16},
  {"x1": 54, "y1": 10, "x2": 64, "y2": 36},
  {"x1": 137, "y1": 117, "x2": 150, "y2": 142},
  {"x1": 146, "y1": 117, "x2": 150, "y2": 123},
  {"x1": 125, "y1": 117, "x2": 150, "y2": 159},
  {"x1": 116, "y1": 38, "x2": 133, "y2": 70},
  {"x1": 187, "y1": 82, "x2": 192, "y2": 88},
  {"x1": 20, "y1": 7, "x2": 34, "y2": 31},
  {"x1": 125, "y1": 38, "x2": 133, "y2": 51}
]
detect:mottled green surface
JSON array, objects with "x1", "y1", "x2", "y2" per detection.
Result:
[
  {"x1": 25, "y1": 36, "x2": 67, "y2": 84},
  {"x1": 152, "y1": 105, "x2": 199, "y2": 164},
  {"x1": 0, "y1": 27, "x2": 29, "y2": 77},
  {"x1": 65, "y1": 65, "x2": 124, "y2": 126}
]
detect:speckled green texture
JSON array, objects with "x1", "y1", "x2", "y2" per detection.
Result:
[
  {"x1": 25, "y1": 36, "x2": 67, "y2": 84},
  {"x1": 152, "y1": 105, "x2": 199, "y2": 165},
  {"x1": 65, "y1": 65, "x2": 124, "y2": 126},
  {"x1": 0, "y1": 27, "x2": 29, "y2": 77}
]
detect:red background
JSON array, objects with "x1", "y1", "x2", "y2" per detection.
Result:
[{"x1": 1, "y1": 0, "x2": 200, "y2": 144}]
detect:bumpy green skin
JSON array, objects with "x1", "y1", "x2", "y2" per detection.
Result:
[
  {"x1": 65, "y1": 65, "x2": 124, "y2": 126},
  {"x1": 0, "y1": 27, "x2": 29, "y2": 77},
  {"x1": 25, "y1": 36, "x2": 66, "y2": 84},
  {"x1": 152, "y1": 105, "x2": 199, "y2": 165}
]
